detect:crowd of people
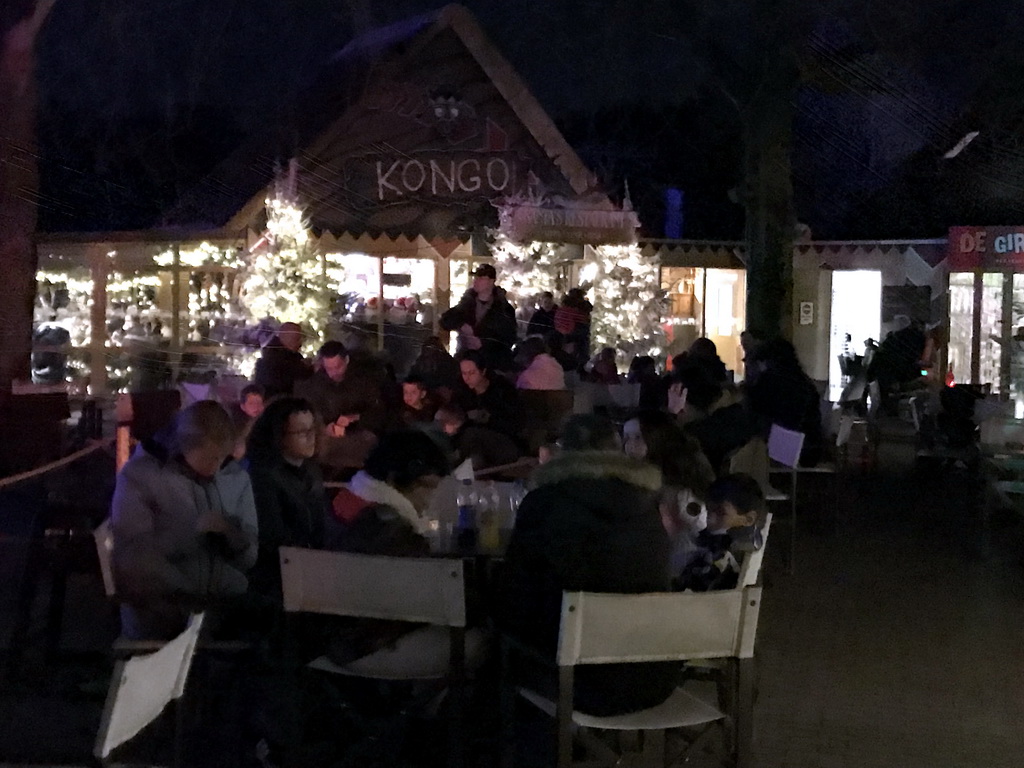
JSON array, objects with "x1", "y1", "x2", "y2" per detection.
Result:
[{"x1": 106, "y1": 262, "x2": 828, "y2": 763}]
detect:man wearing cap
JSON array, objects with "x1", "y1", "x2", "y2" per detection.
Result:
[{"x1": 440, "y1": 263, "x2": 517, "y2": 371}]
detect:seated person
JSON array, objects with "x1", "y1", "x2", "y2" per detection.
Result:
[
  {"x1": 323, "y1": 431, "x2": 463, "y2": 666},
  {"x1": 627, "y1": 355, "x2": 666, "y2": 410},
  {"x1": 253, "y1": 321, "x2": 312, "y2": 398},
  {"x1": 672, "y1": 361, "x2": 759, "y2": 474},
  {"x1": 673, "y1": 474, "x2": 764, "y2": 592},
  {"x1": 110, "y1": 401, "x2": 258, "y2": 640},
  {"x1": 744, "y1": 338, "x2": 824, "y2": 466},
  {"x1": 452, "y1": 350, "x2": 522, "y2": 441},
  {"x1": 408, "y1": 335, "x2": 461, "y2": 397},
  {"x1": 435, "y1": 404, "x2": 521, "y2": 471},
  {"x1": 515, "y1": 336, "x2": 566, "y2": 391},
  {"x1": 246, "y1": 397, "x2": 327, "y2": 598},
  {"x1": 588, "y1": 347, "x2": 620, "y2": 384},
  {"x1": 400, "y1": 375, "x2": 437, "y2": 425},
  {"x1": 499, "y1": 414, "x2": 678, "y2": 717},
  {"x1": 238, "y1": 383, "x2": 265, "y2": 420},
  {"x1": 295, "y1": 341, "x2": 380, "y2": 474}
]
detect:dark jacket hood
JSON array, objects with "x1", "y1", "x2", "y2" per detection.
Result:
[{"x1": 531, "y1": 450, "x2": 662, "y2": 493}]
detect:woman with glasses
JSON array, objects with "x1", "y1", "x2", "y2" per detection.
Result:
[{"x1": 245, "y1": 396, "x2": 327, "y2": 598}]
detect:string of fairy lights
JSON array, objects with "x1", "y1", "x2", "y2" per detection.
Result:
[{"x1": 33, "y1": 191, "x2": 667, "y2": 392}]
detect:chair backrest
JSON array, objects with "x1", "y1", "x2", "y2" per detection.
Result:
[
  {"x1": 94, "y1": 613, "x2": 204, "y2": 759},
  {"x1": 279, "y1": 547, "x2": 466, "y2": 627},
  {"x1": 178, "y1": 381, "x2": 216, "y2": 408},
  {"x1": 728, "y1": 437, "x2": 771, "y2": 496},
  {"x1": 767, "y1": 424, "x2": 804, "y2": 469},
  {"x1": 94, "y1": 519, "x2": 117, "y2": 599},
  {"x1": 836, "y1": 414, "x2": 854, "y2": 448},
  {"x1": 556, "y1": 586, "x2": 762, "y2": 667},
  {"x1": 737, "y1": 513, "x2": 772, "y2": 588}
]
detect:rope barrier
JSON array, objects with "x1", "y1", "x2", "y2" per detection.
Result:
[{"x1": 0, "y1": 438, "x2": 114, "y2": 491}]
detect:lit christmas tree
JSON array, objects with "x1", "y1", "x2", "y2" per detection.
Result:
[
  {"x1": 583, "y1": 243, "x2": 666, "y2": 367},
  {"x1": 489, "y1": 232, "x2": 568, "y2": 302},
  {"x1": 241, "y1": 166, "x2": 327, "y2": 353}
]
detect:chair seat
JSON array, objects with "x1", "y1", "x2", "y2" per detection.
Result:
[
  {"x1": 113, "y1": 636, "x2": 254, "y2": 657},
  {"x1": 308, "y1": 626, "x2": 489, "y2": 681},
  {"x1": 769, "y1": 462, "x2": 837, "y2": 475},
  {"x1": 519, "y1": 686, "x2": 724, "y2": 731}
]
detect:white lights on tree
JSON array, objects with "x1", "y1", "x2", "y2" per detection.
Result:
[
  {"x1": 241, "y1": 172, "x2": 327, "y2": 352},
  {"x1": 584, "y1": 244, "x2": 666, "y2": 366},
  {"x1": 489, "y1": 233, "x2": 567, "y2": 304}
]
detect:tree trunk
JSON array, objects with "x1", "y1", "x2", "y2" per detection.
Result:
[
  {"x1": 0, "y1": 0, "x2": 55, "y2": 402},
  {"x1": 743, "y1": 41, "x2": 798, "y2": 340}
]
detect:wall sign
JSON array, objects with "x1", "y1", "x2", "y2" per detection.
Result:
[
  {"x1": 799, "y1": 301, "x2": 814, "y2": 326},
  {"x1": 948, "y1": 226, "x2": 1024, "y2": 270}
]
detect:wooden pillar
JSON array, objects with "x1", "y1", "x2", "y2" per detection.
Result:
[
  {"x1": 377, "y1": 255, "x2": 385, "y2": 352},
  {"x1": 170, "y1": 245, "x2": 182, "y2": 382},
  {"x1": 89, "y1": 247, "x2": 108, "y2": 395},
  {"x1": 971, "y1": 270, "x2": 983, "y2": 384}
]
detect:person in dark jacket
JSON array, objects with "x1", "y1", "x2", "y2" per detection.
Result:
[
  {"x1": 245, "y1": 396, "x2": 326, "y2": 597},
  {"x1": 440, "y1": 263, "x2": 518, "y2": 372},
  {"x1": 110, "y1": 401, "x2": 258, "y2": 640},
  {"x1": 744, "y1": 338, "x2": 824, "y2": 466},
  {"x1": 452, "y1": 349, "x2": 522, "y2": 442},
  {"x1": 408, "y1": 335, "x2": 461, "y2": 396},
  {"x1": 526, "y1": 291, "x2": 557, "y2": 338},
  {"x1": 499, "y1": 414, "x2": 678, "y2": 717},
  {"x1": 253, "y1": 322, "x2": 312, "y2": 398}
]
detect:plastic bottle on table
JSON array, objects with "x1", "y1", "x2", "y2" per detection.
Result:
[
  {"x1": 456, "y1": 478, "x2": 478, "y2": 548},
  {"x1": 479, "y1": 481, "x2": 502, "y2": 551}
]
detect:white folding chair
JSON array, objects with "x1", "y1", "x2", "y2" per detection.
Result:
[
  {"x1": 766, "y1": 425, "x2": 804, "y2": 574},
  {"x1": 279, "y1": 547, "x2": 482, "y2": 767},
  {"x1": 94, "y1": 518, "x2": 117, "y2": 600},
  {"x1": 509, "y1": 584, "x2": 764, "y2": 768},
  {"x1": 95, "y1": 614, "x2": 204, "y2": 768}
]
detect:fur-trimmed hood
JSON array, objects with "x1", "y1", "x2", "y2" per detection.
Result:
[{"x1": 531, "y1": 450, "x2": 661, "y2": 492}]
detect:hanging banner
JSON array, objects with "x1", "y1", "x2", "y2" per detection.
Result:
[
  {"x1": 948, "y1": 226, "x2": 1024, "y2": 270},
  {"x1": 498, "y1": 200, "x2": 639, "y2": 245}
]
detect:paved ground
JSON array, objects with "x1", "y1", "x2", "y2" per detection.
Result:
[{"x1": 2, "y1": 426, "x2": 1023, "y2": 767}]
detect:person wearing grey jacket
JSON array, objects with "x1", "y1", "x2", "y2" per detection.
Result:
[{"x1": 111, "y1": 401, "x2": 258, "y2": 640}]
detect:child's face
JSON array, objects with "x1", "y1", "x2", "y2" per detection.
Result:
[{"x1": 707, "y1": 500, "x2": 756, "y2": 532}]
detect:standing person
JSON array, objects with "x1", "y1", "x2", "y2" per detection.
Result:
[
  {"x1": 440, "y1": 263, "x2": 517, "y2": 372},
  {"x1": 453, "y1": 350, "x2": 522, "y2": 442},
  {"x1": 554, "y1": 288, "x2": 593, "y2": 367},
  {"x1": 253, "y1": 322, "x2": 312, "y2": 399},
  {"x1": 526, "y1": 291, "x2": 557, "y2": 338},
  {"x1": 245, "y1": 397, "x2": 327, "y2": 598},
  {"x1": 110, "y1": 401, "x2": 258, "y2": 640},
  {"x1": 498, "y1": 414, "x2": 677, "y2": 716}
]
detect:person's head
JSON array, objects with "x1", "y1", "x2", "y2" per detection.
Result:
[
  {"x1": 317, "y1": 340, "x2": 349, "y2": 382},
  {"x1": 457, "y1": 350, "x2": 489, "y2": 393},
  {"x1": 363, "y1": 430, "x2": 450, "y2": 513},
  {"x1": 564, "y1": 287, "x2": 586, "y2": 308},
  {"x1": 688, "y1": 337, "x2": 719, "y2": 361},
  {"x1": 599, "y1": 347, "x2": 616, "y2": 363},
  {"x1": 628, "y1": 355, "x2": 656, "y2": 381},
  {"x1": 560, "y1": 414, "x2": 621, "y2": 452},
  {"x1": 515, "y1": 336, "x2": 548, "y2": 367},
  {"x1": 278, "y1": 322, "x2": 303, "y2": 352},
  {"x1": 672, "y1": 360, "x2": 724, "y2": 414},
  {"x1": 472, "y1": 263, "x2": 497, "y2": 298},
  {"x1": 402, "y1": 376, "x2": 428, "y2": 409},
  {"x1": 750, "y1": 337, "x2": 802, "y2": 373},
  {"x1": 171, "y1": 401, "x2": 236, "y2": 479},
  {"x1": 624, "y1": 410, "x2": 712, "y2": 496},
  {"x1": 539, "y1": 291, "x2": 555, "y2": 312},
  {"x1": 705, "y1": 473, "x2": 764, "y2": 532},
  {"x1": 434, "y1": 404, "x2": 467, "y2": 436},
  {"x1": 230, "y1": 404, "x2": 255, "y2": 461},
  {"x1": 239, "y1": 384, "x2": 265, "y2": 420},
  {"x1": 247, "y1": 396, "x2": 319, "y2": 465}
]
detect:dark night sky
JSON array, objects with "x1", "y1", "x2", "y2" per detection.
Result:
[{"x1": 32, "y1": 0, "x2": 1024, "y2": 238}]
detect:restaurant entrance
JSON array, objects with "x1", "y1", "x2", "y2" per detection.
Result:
[{"x1": 948, "y1": 227, "x2": 1024, "y2": 416}]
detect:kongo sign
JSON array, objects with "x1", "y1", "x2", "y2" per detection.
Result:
[
  {"x1": 369, "y1": 152, "x2": 528, "y2": 201},
  {"x1": 948, "y1": 226, "x2": 1024, "y2": 270}
]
